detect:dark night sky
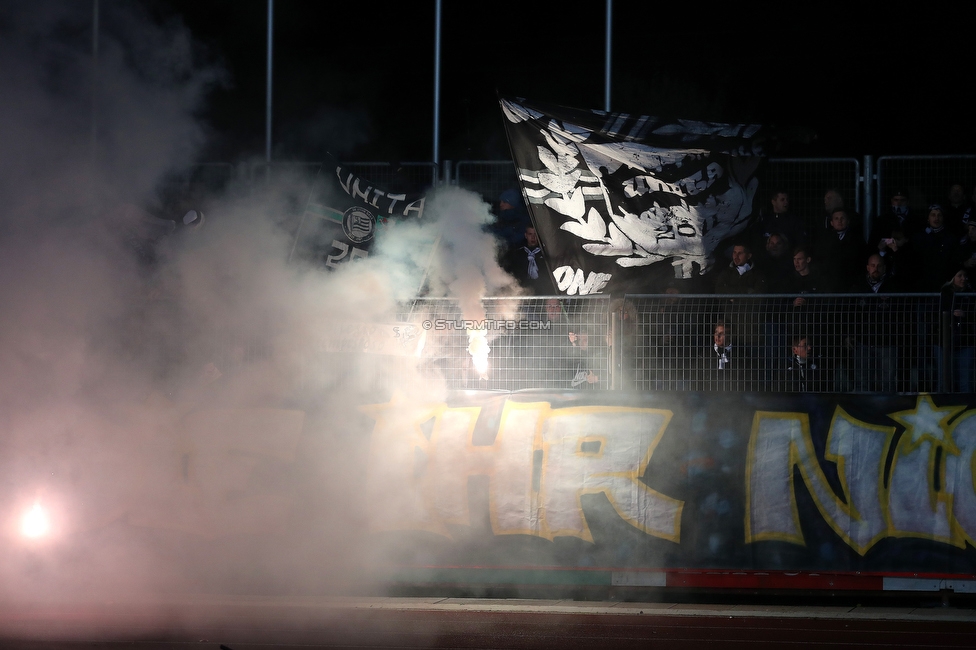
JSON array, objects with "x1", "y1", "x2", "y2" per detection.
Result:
[{"x1": 151, "y1": 0, "x2": 974, "y2": 164}]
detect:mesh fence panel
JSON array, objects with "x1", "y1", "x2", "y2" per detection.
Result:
[
  {"x1": 876, "y1": 155, "x2": 976, "y2": 213},
  {"x1": 397, "y1": 296, "x2": 611, "y2": 391},
  {"x1": 455, "y1": 161, "x2": 521, "y2": 208},
  {"x1": 625, "y1": 293, "x2": 945, "y2": 393},
  {"x1": 343, "y1": 162, "x2": 439, "y2": 192},
  {"x1": 153, "y1": 293, "x2": 974, "y2": 397},
  {"x1": 764, "y1": 158, "x2": 861, "y2": 236},
  {"x1": 384, "y1": 293, "x2": 966, "y2": 394},
  {"x1": 947, "y1": 292, "x2": 976, "y2": 393},
  {"x1": 247, "y1": 162, "x2": 439, "y2": 195}
]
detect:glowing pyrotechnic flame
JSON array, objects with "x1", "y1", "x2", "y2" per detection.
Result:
[
  {"x1": 21, "y1": 502, "x2": 51, "y2": 539},
  {"x1": 466, "y1": 328, "x2": 490, "y2": 379}
]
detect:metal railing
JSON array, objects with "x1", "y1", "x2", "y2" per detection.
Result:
[
  {"x1": 875, "y1": 155, "x2": 976, "y2": 218},
  {"x1": 455, "y1": 160, "x2": 520, "y2": 208},
  {"x1": 625, "y1": 293, "x2": 942, "y2": 394},
  {"x1": 400, "y1": 296, "x2": 611, "y2": 392},
  {"x1": 764, "y1": 157, "x2": 861, "y2": 235},
  {"x1": 375, "y1": 293, "x2": 976, "y2": 394}
]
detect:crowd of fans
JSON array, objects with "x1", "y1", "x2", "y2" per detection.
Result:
[
  {"x1": 498, "y1": 184, "x2": 976, "y2": 298},
  {"x1": 487, "y1": 184, "x2": 976, "y2": 394}
]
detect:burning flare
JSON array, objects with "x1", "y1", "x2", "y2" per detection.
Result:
[
  {"x1": 466, "y1": 328, "x2": 490, "y2": 379},
  {"x1": 20, "y1": 502, "x2": 51, "y2": 539}
]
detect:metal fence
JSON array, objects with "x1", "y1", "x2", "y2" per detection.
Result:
[
  {"x1": 455, "y1": 160, "x2": 520, "y2": 209},
  {"x1": 399, "y1": 296, "x2": 611, "y2": 392},
  {"x1": 343, "y1": 162, "x2": 439, "y2": 192},
  {"x1": 876, "y1": 155, "x2": 976, "y2": 217},
  {"x1": 372, "y1": 293, "x2": 976, "y2": 394},
  {"x1": 764, "y1": 157, "x2": 861, "y2": 235},
  {"x1": 626, "y1": 293, "x2": 943, "y2": 394},
  {"x1": 246, "y1": 161, "x2": 439, "y2": 195},
  {"x1": 136, "y1": 292, "x2": 975, "y2": 399}
]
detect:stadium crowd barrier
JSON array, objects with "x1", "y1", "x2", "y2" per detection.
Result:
[{"x1": 398, "y1": 294, "x2": 976, "y2": 394}]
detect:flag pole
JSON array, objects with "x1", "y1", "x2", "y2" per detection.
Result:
[
  {"x1": 604, "y1": 0, "x2": 612, "y2": 112},
  {"x1": 265, "y1": 0, "x2": 274, "y2": 164},
  {"x1": 432, "y1": 0, "x2": 442, "y2": 166}
]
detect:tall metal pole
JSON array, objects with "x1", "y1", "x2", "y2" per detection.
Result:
[
  {"x1": 863, "y1": 155, "x2": 875, "y2": 242},
  {"x1": 265, "y1": 0, "x2": 274, "y2": 163},
  {"x1": 91, "y1": 0, "x2": 99, "y2": 169},
  {"x1": 604, "y1": 0, "x2": 612, "y2": 112},
  {"x1": 433, "y1": 0, "x2": 441, "y2": 167}
]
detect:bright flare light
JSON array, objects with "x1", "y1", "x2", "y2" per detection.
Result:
[
  {"x1": 466, "y1": 329, "x2": 490, "y2": 379},
  {"x1": 20, "y1": 502, "x2": 51, "y2": 539}
]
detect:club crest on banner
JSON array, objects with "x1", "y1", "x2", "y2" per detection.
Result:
[
  {"x1": 342, "y1": 206, "x2": 376, "y2": 244},
  {"x1": 289, "y1": 156, "x2": 427, "y2": 269}
]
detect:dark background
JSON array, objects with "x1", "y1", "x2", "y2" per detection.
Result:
[{"x1": 146, "y1": 0, "x2": 976, "y2": 164}]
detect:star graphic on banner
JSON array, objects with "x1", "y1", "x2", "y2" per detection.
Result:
[{"x1": 888, "y1": 394, "x2": 965, "y2": 454}]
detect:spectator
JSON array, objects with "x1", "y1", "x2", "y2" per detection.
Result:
[
  {"x1": 698, "y1": 319, "x2": 755, "y2": 390},
  {"x1": 848, "y1": 254, "x2": 901, "y2": 392},
  {"x1": 945, "y1": 183, "x2": 971, "y2": 234},
  {"x1": 707, "y1": 320, "x2": 732, "y2": 369},
  {"x1": 788, "y1": 246, "x2": 831, "y2": 298},
  {"x1": 849, "y1": 253, "x2": 900, "y2": 293},
  {"x1": 568, "y1": 324, "x2": 605, "y2": 389},
  {"x1": 962, "y1": 184, "x2": 976, "y2": 229},
  {"x1": 822, "y1": 188, "x2": 845, "y2": 228},
  {"x1": 817, "y1": 207, "x2": 867, "y2": 290},
  {"x1": 937, "y1": 268, "x2": 976, "y2": 392},
  {"x1": 503, "y1": 225, "x2": 555, "y2": 295},
  {"x1": 490, "y1": 188, "x2": 531, "y2": 249},
  {"x1": 871, "y1": 191, "x2": 922, "y2": 276},
  {"x1": 757, "y1": 233, "x2": 795, "y2": 293},
  {"x1": 782, "y1": 245, "x2": 837, "y2": 387},
  {"x1": 752, "y1": 189, "x2": 806, "y2": 251},
  {"x1": 875, "y1": 219, "x2": 913, "y2": 284},
  {"x1": 821, "y1": 188, "x2": 864, "y2": 238},
  {"x1": 783, "y1": 335, "x2": 824, "y2": 392},
  {"x1": 955, "y1": 220, "x2": 976, "y2": 285},
  {"x1": 874, "y1": 189, "x2": 920, "y2": 242},
  {"x1": 714, "y1": 242, "x2": 766, "y2": 294},
  {"x1": 911, "y1": 204, "x2": 957, "y2": 291}
]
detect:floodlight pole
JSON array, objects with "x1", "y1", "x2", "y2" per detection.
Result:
[
  {"x1": 91, "y1": 0, "x2": 99, "y2": 169},
  {"x1": 265, "y1": 0, "x2": 274, "y2": 163},
  {"x1": 433, "y1": 0, "x2": 442, "y2": 168},
  {"x1": 604, "y1": 0, "x2": 612, "y2": 112}
]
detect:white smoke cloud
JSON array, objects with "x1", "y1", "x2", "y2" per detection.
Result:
[{"x1": 0, "y1": 0, "x2": 518, "y2": 614}]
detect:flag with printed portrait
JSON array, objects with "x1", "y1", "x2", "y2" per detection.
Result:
[{"x1": 500, "y1": 98, "x2": 766, "y2": 295}]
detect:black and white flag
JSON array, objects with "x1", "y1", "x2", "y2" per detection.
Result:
[
  {"x1": 292, "y1": 156, "x2": 427, "y2": 269},
  {"x1": 501, "y1": 98, "x2": 764, "y2": 295}
]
